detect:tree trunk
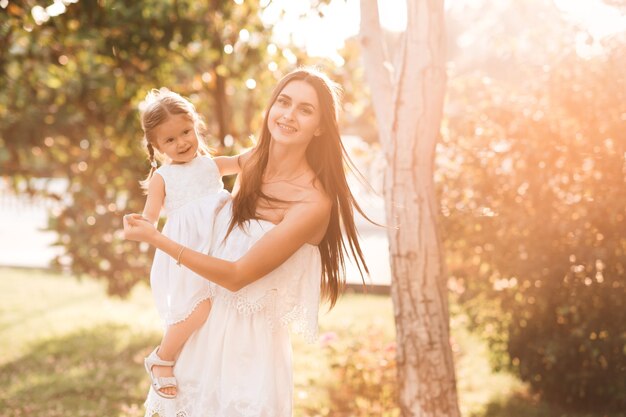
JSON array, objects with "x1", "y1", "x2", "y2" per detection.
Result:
[
  {"x1": 359, "y1": 1, "x2": 461, "y2": 416},
  {"x1": 207, "y1": 0, "x2": 232, "y2": 147},
  {"x1": 213, "y1": 69, "x2": 230, "y2": 146}
]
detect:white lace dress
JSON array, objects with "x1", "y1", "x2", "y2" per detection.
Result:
[
  {"x1": 144, "y1": 202, "x2": 322, "y2": 417},
  {"x1": 150, "y1": 156, "x2": 229, "y2": 326}
]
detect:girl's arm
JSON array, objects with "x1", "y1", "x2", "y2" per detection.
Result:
[
  {"x1": 124, "y1": 196, "x2": 331, "y2": 292},
  {"x1": 141, "y1": 173, "x2": 165, "y2": 225},
  {"x1": 213, "y1": 148, "x2": 253, "y2": 177}
]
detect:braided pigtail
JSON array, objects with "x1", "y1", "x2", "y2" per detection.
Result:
[{"x1": 139, "y1": 140, "x2": 159, "y2": 192}]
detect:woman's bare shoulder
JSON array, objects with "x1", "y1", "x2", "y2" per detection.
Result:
[
  {"x1": 294, "y1": 174, "x2": 327, "y2": 201},
  {"x1": 297, "y1": 178, "x2": 332, "y2": 216}
]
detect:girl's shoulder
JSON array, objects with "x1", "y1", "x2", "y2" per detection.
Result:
[
  {"x1": 198, "y1": 154, "x2": 217, "y2": 164},
  {"x1": 157, "y1": 155, "x2": 216, "y2": 171},
  {"x1": 198, "y1": 154, "x2": 221, "y2": 174},
  {"x1": 154, "y1": 162, "x2": 169, "y2": 175}
]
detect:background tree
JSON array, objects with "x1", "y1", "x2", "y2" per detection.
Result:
[
  {"x1": 359, "y1": 1, "x2": 461, "y2": 416},
  {"x1": 0, "y1": 0, "x2": 321, "y2": 295}
]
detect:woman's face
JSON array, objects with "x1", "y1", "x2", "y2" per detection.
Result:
[{"x1": 268, "y1": 80, "x2": 322, "y2": 147}]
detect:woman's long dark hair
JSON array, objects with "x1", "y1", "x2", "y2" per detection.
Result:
[{"x1": 229, "y1": 67, "x2": 371, "y2": 308}]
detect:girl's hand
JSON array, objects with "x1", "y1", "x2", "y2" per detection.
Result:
[{"x1": 123, "y1": 213, "x2": 158, "y2": 243}]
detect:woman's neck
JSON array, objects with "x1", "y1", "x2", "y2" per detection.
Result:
[{"x1": 265, "y1": 143, "x2": 309, "y2": 179}]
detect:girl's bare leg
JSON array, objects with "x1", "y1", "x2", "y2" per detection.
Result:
[{"x1": 151, "y1": 298, "x2": 212, "y2": 396}]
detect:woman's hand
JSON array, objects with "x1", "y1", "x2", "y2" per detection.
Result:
[{"x1": 123, "y1": 213, "x2": 159, "y2": 243}]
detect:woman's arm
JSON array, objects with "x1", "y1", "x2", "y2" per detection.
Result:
[
  {"x1": 124, "y1": 197, "x2": 330, "y2": 292},
  {"x1": 141, "y1": 173, "x2": 165, "y2": 225},
  {"x1": 213, "y1": 148, "x2": 253, "y2": 177}
]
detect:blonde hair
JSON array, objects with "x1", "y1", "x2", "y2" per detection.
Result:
[{"x1": 138, "y1": 88, "x2": 211, "y2": 189}]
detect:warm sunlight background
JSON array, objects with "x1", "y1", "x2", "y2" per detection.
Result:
[{"x1": 1, "y1": 0, "x2": 625, "y2": 415}]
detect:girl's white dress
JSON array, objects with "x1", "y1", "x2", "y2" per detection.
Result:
[
  {"x1": 151, "y1": 156, "x2": 229, "y2": 326},
  {"x1": 144, "y1": 201, "x2": 322, "y2": 417}
]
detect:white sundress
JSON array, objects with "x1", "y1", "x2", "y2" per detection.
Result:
[
  {"x1": 144, "y1": 201, "x2": 322, "y2": 417},
  {"x1": 150, "y1": 155, "x2": 230, "y2": 326}
]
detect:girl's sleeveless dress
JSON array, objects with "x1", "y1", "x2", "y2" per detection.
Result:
[
  {"x1": 144, "y1": 201, "x2": 322, "y2": 417},
  {"x1": 151, "y1": 156, "x2": 229, "y2": 326}
]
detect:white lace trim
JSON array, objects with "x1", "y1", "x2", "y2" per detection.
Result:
[
  {"x1": 222, "y1": 288, "x2": 276, "y2": 315},
  {"x1": 144, "y1": 381, "x2": 200, "y2": 417},
  {"x1": 144, "y1": 381, "x2": 291, "y2": 417},
  {"x1": 215, "y1": 287, "x2": 318, "y2": 344},
  {"x1": 165, "y1": 286, "x2": 216, "y2": 326},
  {"x1": 279, "y1": 304, "x2": 318, "y2": 343}
]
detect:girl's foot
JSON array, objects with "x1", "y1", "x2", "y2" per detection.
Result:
[
  {"x1": 152, "y1": 364, "x2": 177, "y2": 396},
  {"x1": 144, "y1": 347, "x2": 178, "y2": 399}
]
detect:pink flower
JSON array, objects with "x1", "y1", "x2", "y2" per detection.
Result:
[{"x1": 319, "y1": 331, "x2": 339, "y2": 346}]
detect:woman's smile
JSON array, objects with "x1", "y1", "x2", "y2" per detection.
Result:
[{"x1": 277, "y1": 121, "x2": 297, "y2": 133}]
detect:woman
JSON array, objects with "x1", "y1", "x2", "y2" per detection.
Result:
[{"x1": 124, "y1": 67, "x2": 369, "y2": 417}]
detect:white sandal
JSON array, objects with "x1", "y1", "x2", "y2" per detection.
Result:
[{"x1": 144, "y1": 347, "x2": 178, "y2": 399}]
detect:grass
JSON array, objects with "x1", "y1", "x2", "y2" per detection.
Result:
[
  {"x1": 0, "y1": 268, "x2": 158, "y2": 417},
  {"x1": 0, "y1": 267, "x2": 616, "y2": 417}
]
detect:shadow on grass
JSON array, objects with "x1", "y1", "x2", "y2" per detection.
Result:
[
  {"x1": 0, "y1": 323, "x2": 159, "y2": 417},
  {"x1": 474, "y1": 391, "x2": 626, "y2": 417},
  {"x1": 0, "y1": 291, "x2": 105, "y2": 333}
]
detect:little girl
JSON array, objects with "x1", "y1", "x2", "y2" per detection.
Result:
[{"x1": 138, "y1": 88, "x2": 241, "y2": 399}]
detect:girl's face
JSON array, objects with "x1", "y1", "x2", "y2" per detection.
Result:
[
  {"x1": 152, "y1": 114, "x2": 199, "y2": 164},
  {"x1": 268, "y1": 80, "x2": 322, "y2": 147}
]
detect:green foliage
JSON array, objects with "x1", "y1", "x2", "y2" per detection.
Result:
[
  {"x1": 0, "y1": 1, "x2": 340, "y2": 296},
  {"x1": 441, "y1": 38, "x2": 626, "y2": 410}
]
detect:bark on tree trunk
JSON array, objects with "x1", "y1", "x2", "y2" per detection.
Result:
[
  {"x1": 359, "y1": 1, "x2": 461, "y2": 416},
  {"x1": 207, "y1": 1, "x2": 232, "y2": 148},
  {"x1": 213, "y1": 70, "x2": 229, "y2": 146}
]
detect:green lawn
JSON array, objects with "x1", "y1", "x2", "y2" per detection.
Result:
[{"x1": 0, "y1": 267, "x2": 606, "y2": 417}]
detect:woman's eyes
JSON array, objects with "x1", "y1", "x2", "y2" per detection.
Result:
[
  {"x1": 276, "y1": 99, "x2": 313, "y2": 115},
  {"x1": 183, "y1": 129, "x2": 191, "y2": 135}
]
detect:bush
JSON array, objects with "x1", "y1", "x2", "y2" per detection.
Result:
[
  {"x1": 442, "y1": 39, "x2": 626, "y2": 410},
  {"x1": 321, "y1": 329, "x2": 399, "y2": 417},
  {"x1": 506, "y1": 260, "x2": 625, "y2": 409}
]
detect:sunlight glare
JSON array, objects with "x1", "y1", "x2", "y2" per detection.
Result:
[
  {"x1": 264, "y1": 0, "x2": 407, "y2": 60},
  {"x1": 554, "y1": 0, "x2": 626, "y2": 58},
  {"x1": 554, "y1": 0, "x2": 626, "y2": 39},
  {"x1": 265, "y1": 0, "x2": 626, "y2": 60}
]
